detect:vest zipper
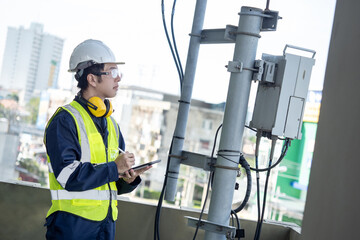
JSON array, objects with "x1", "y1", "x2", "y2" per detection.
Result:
[
  {"x1": 105, "y1": 145, "x2": 113, "y2": 216},
  {"x1": 94, "y1": 117, "x2": 113, "y2": 218},
  {"x1": 97, "y1": 121, "x2": 112, "y2": 215}
]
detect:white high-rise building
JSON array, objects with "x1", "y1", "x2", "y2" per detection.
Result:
[{"x1": 0, "y1": 22, "x2": 64, "y2": 104}]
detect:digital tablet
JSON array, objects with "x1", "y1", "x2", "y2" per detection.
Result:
[
  {"x1": 120, "y1": 159, "x2": 161, "y2": 176},
  {"x1": 132, "y1": 159, "x2": 161, "y2": 171}
]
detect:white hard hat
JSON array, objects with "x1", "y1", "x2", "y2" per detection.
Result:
[{"x1": 68, "y1": 39, "x2": 124, "y2": 72}]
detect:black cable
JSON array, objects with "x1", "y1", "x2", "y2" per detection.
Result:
[
  {"x1": 231, "y1": 212, "x2": 235, "y2": 228},
  {"x1": 170, "y1": 0, "x2": 184, "y2": 80},
  {"x1": 154, "y1": 139, "x2": 174, "y2": 240},
  {"x1": 250, "y1": 138, "x2": 290, "y2": 172},
  {"x1": 192, "y1": 124, "x2": 222, "y2": 240},
  {"x1": 231, "y1": 210, "x2": 241, "y2": 240},
  {"x1": 254, "y1": 156, "x2": 261, "y2": 239},
  {"x1": 232, "y1": 210, "x2": 240, "y2": 229},
  {"x1": 252, "y1": 138, "x2": 290, "y2": 240},
  {"x1": 245, "y1": 125, "x2": 257, "y2": 133},
  {"x1": 233, "y1": 155, "x2": 252, "y2": 213},
  {"x1": 254, "y1": 157, "x2": 272, "y2": 240},
  {"x1": 192, "y1": 171, "x2": 213, "y2": 240},
  {"x1": 161, "y1": 0, "x2": 183, "y2": 89},
  {"x1": 155, "y1": 1, "x2": 184, "y2": 238}
]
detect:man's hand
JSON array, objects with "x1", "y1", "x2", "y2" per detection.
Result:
[
  {"x1": 114, "y1": 152, "x2": 135, "y2": 175},
  {"x1": 122, "y1": 165, "x2": 152, "y2": 184}
]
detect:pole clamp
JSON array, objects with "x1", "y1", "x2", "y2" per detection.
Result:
[{"x1": 226, "y1": 61, "x2": 243, "y2": 73}]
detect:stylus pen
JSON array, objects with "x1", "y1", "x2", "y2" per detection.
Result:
[{"x1": 118, "y1": 148, "x2": 127, "y2": 176}]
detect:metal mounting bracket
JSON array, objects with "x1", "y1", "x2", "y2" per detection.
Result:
[
  {"x1": 200, "y1": 25, "x2": 237, "y2": 44},
  {"x1": 253, "y1": 59, "x2": 276, "y2": 83},
  {"x1": 227, "y1": 61, "x2": 243, "y2": 73},
  {"x1": 185, "y1": 216, "x2": 237, "y2": 239},
  {"x1": 261, "y1": 10, "x2": 280, "y2": 31},
  {"x1": 180, "y1": 151, "x2": 215, "y2": 171}
]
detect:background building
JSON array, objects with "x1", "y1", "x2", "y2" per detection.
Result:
[
  {"x1": 112, "y1": 85, "x2": 225, "y2": 208},
  {"x1": 0, "y1": 22, "x2": 64, "y2": 104}
]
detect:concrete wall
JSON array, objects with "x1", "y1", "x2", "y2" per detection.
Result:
[
  {"x1": 0, "y1": 181, "x2": 299, "y2": 240},
  {"x1": 300, "y1": 0, "x2": 360, "y2": 239},
  {"x1": 0, "y1": 133, "x2": 19, "y2": 181}
]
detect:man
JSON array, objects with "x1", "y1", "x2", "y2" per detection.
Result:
[{"x1": 44, "y1": 39, "x2": 150, "y2": 240}]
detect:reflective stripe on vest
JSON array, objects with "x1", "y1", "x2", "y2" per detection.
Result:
[
  {"x1": 56, "y1": 161, "x2": 80, "y2": 188},
  {"x1": 64, "y1": 103, "x2": 91, "y2": 162},
  {"x1": 45, "y1": 100, "x2": 119, "y2": 221},
  {"x1": 51, "y1": 189, "x2": 117, "y2": 201}
]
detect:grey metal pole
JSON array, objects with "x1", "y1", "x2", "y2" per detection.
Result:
[
  {"x1": 205, "y1": 7, "x2": 263, "y2": 239},
  {"x1": 164, "y1": 0, "x2": 208, "y2": 201}
]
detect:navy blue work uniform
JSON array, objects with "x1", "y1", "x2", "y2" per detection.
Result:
[{"x1": 44, "y1": 97, "x2": 140, "y2": 240}]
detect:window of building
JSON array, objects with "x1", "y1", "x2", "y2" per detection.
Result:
[
  {"x1": 200, "y1": 139, "x2": 210, "y2": 149},
  {"x1": 202, "y1": 119, "x2": 213, "y2": 130}
]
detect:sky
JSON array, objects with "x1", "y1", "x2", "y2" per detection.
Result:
[{"x1": 0, "y1": 0, "x2": 336, "y2": 104}]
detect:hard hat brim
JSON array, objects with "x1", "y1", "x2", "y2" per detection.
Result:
[{"x1": 68, "y1": 61, "x2": 125, "y2": 72}]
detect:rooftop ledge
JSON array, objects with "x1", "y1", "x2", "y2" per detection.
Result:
[{"x1": 0, "y1": 181, "x2": 301, "y2": 240}]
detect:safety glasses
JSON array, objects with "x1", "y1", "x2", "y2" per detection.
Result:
[{"x1": 96, "y1": 68, "x2": 122, "y2": 79}]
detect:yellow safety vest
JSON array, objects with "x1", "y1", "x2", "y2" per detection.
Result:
[{"x1": 45, "y1": 100, "x2": 120, "y2": 221}]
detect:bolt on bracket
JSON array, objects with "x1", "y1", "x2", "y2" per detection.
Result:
[
  {"x1": 227, "y1": 61, "x2": 243, "y2": 73},
  {"x1": 186, "y1": 216, "x2": 237, "y2": 239}
]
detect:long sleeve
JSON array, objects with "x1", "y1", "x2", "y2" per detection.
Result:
[{"x1": 45, "y1": 110, "x2": 119, "y2": 191}]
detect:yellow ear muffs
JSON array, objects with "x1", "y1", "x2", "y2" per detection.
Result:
[
  {"x1": 87, "y1": 97, "x2": 113, "y2": 118},
  {"x1": 103, "y1": 99, "x2": 113, "y2": 118}
]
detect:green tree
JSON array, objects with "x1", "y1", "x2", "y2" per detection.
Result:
[
  {"x1": 25, "y1": 97, "x2": 40, "y2": 125},
  {"x1": 6, "y1": 93, "x2": 19, "y2": 102}
]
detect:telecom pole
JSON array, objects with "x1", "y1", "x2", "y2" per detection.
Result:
[
  {"x1": 204, "y1": 7, "x2": 264, "y2": 239},
  {"x1": 165, "y1": 0, "x2": 208, "y2": 201}
]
